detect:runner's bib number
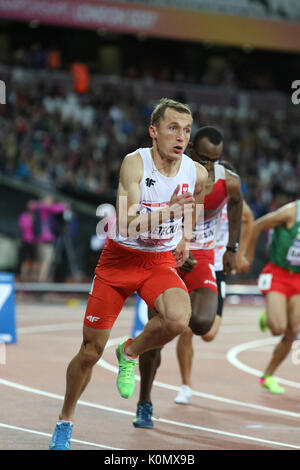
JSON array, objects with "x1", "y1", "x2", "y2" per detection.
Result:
[{"x1": 258, "y1": 273, "x2": 273, "y2": 291}]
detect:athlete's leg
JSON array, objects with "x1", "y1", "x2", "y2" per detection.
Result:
[
  {"x1": 264, "y1": 294, "x2": 300, "y2": 377},
  {"x1": 202, "y1": 271, "x2": 226, "y2": 342},
  {"x1": 188, "y1": 287, "x2": 218, "y2": 336},
  {"x1": 176, "y1": 326, "x2": 194, "y2": 386},
  {"x1": 59, "y1": 326, "x2": 110, "y2": 422},
  {"x1": 175, "y1": 288, "x2": 217, "y2": 400},
  {"x1": 137, "y1": 307, "x2": 162, "y2": 404},
  {"x1": 125, "y1": 287, "x2": 191, "y2": 357},
  {"x1": 265, "y1": 291, "x2": 288, "y2": 336}
]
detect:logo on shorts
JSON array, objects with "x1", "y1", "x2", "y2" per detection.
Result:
[
  {"x1": 204, "y1": 280, "x2": 217, "y2": 287},
  {"x1": 86, "y1": 315, "x2": 100, "y2": 323}
]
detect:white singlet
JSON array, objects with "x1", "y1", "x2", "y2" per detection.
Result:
[{"x1": 114, "y1": 147, "x2": 197, "y2": 252}]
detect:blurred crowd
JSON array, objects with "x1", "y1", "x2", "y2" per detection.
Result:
[{"x1": 1, "y1": 61, "x2": 299, "y2": 221}]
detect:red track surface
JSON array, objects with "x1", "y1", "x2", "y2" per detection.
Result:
[{"x1": 1, "y1": 296, "x2": 299, "y2": 451}]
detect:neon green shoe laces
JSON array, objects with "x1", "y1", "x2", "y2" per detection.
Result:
[
  {"x1": 261, "y1": 376, "x2": 285, "y2": 394},
  {"x1": 116, "y1": 342, "x2": 138, "y2": 399}
]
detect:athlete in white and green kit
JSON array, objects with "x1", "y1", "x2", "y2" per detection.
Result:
[{"x1": 246, "y1": 199, "x2": 300, "y2": 394}]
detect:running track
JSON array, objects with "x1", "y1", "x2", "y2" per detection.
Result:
[{"x1": 1, "y1": 296, "x2": 300, "y2": 451}]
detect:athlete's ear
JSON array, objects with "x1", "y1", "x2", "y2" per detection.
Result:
[{"x1": 149, "y1": 125, "x2": 157, "y2": 140}]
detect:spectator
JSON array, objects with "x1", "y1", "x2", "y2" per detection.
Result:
[
  {"x1": 18, "y1": 200, "x2": 38, "y2": 281},
  {"x1": 31, "y1": 196, "x2": 68, "y2": 282}
]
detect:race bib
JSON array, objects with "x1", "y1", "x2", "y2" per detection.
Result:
[
  {"x1": 258, "y1": 273, "x2": 273, "y2": 291},
  {"x1": 286, "y1": 242, "x2": 300, "y2": 266}
]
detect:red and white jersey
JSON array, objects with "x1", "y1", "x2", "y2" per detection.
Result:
[
  {"x1": 114, "y1": 147, "x2": 197, "y2": 252},
  {"x1": 190, "y1": 163, "x2": 227, "y2": 250}
]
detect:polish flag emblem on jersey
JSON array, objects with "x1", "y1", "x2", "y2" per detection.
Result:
[{"x1": 182, "y1": 184, "x2": 189, "y2": 194}]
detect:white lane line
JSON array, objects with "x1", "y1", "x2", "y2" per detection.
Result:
[
  {"x1": 227, "y1": 338, "x2": 300, "y2": 389},
  {"x1": 14, "y1": 327, "x2": 300, "y2": 416},
  {"x1": 0, "y1": 423, "x2": 122, "y2": 450},
  {"x1": 0, "y1": 378, "x2": 299, "y2": 449},
  {"x1": 14, "y1": 327, "x2": 300, "y2": 418},
  {"x1": 10, "y1": 328, "x2": 300, "y2": 448},
  {"x1": 17, "y1": 323, "x2": 82, "y2": 334},
  {"x1": 98, "y1": 357, "x2": 300, "y2": 420}
]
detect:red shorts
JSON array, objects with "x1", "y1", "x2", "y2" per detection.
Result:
[
  {"x1": 178, "y1": 249, "x2": 218, "y2": 293},
  {"x1": 258, "y1": 262, "x2": 300, "y2": 298},
  {"x1": 84, "y1": 239, "x2": 188, "y2": 330}
]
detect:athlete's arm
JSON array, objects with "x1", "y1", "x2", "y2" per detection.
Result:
[
  {"x1": 235, "y1": 201, "x2": 254, "y2": 273},
  {"x1": 223, "y1": 170, "x2": 243, "y2": 274},
  {"x1": 117, "y1": 152, "x2": 195, "y2": 238},
  {"x1": 246, "y1": 201, "x2": 296, "y2": 263}
]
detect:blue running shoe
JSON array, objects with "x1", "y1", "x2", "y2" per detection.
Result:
[
  {"x1": 49, "y1": 421, "x2": 73, "y2": 450},
  {"x1": 133, "y1": 401, "x2": 153, "y2": 429}
]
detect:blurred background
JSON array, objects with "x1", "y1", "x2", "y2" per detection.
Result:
[{"x1": 0, "y1": 0, "x2": 299, "y2": 285}]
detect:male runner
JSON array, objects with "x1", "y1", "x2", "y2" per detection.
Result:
[
  {"x1": 246, "y1": 199, "x2": 300, "y2": 394},
  {"x1": 133, "y1": 127, "x2": 243, "y2": 427},
  {"x1": 49, "y1": 98, "x2": 207, "y2": 449},
  {"x1": 175, "y1": 193, "x2": 254, "y2": 404}
]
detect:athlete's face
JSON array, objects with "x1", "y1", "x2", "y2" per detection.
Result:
[
  {"x1": 149, "y1": 108, "x2": 193, "y2": 161},
  {"x1": 191, "y1": 137, "x2": 223, "y2": 173}
]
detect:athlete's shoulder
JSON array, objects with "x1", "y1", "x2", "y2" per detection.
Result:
[
  {"x1": 120, "y1": 150, "x2": 143, "y2": 182},
  {"x1": 193, "y1": 160, "x2": 208, "y2": 181},
  {"x1": 225, "y1": 168, "x2": 241, "y2": 191},
  {"x1": 277, "y1": 201, "x2": 297, "y2": 221}
]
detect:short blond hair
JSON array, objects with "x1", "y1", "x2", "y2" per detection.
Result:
[{"x1": 150, "y1": 98, "x2": 192, "y2": 127}]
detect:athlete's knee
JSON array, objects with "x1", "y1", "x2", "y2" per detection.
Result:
[
  {"x1": 80, "y1": 340, "x2": 104, "y2": 369},
  {"x1": 189, "y1": 314, "x2": 214, "y2": 336},
  {"x1": 165, "y1": 317, "x2": 188, "y2": 338},
  {"x1": 179, "y1": 326, "x2": 193, "y2": 343},
  {"x1": 202, "y1": 330, "x2": 217, "y2": 342},
  {"x1": 268, "y1": 320, "x2": 286, "y2": 336},
  {"x1": 283, "y1": 325, "x2": 299, "y2": 342}
]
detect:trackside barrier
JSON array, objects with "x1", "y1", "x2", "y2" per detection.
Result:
[{"x1": 0, "y1": 272, "x2": 17, "y2": 344}]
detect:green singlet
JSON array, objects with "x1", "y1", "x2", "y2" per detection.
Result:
[{"x1": 269, "y1": 199, "x2": 300, "y2": 273}]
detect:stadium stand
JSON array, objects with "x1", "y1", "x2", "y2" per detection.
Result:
[{"x1": 111, "y1": 0, "x2": 300, "y2": 21}]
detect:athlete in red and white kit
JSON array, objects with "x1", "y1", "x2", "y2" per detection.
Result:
[
  {"x1": 49, "y1": 98, "x2": 208, "y2": 450},
  {"x1": 134, "y1": 126, "x2": 243, "y2": 427}
]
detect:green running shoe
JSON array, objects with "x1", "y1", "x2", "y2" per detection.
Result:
[
  {"x1": 116, "y1": 341, "x2": 137, "y2": 399},
  {"x1": 259, "y1": 311, "x2": 269, "y2": 332},
  {"x1": 259, "y1": 375, "x2": 285, "y2": 394}
]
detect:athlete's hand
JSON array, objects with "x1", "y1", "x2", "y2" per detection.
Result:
[
  {"x1": 169, "y1": 185, "x2": 195, "y2": 217},
  {"x1": 179, "y1": 252, "x2": 197, "y2": 273},
  {"x1": 222, "y1": 250, "x2": 236, "y2": 275},
  {"x1": 174, "y1": 238, "x2": 190, "y2": 268},
  {"x1": 235, "y1": 253, "x2": 251, "y2": 273}
]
